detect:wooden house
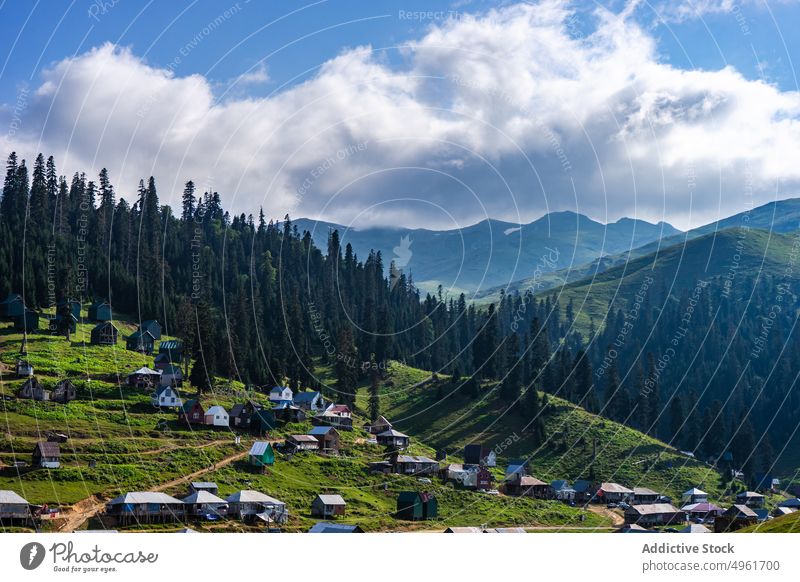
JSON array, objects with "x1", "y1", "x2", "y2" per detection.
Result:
[
  {"x1": 189, "y1": 482, "x2": 218, "y2": 495},
  {"x1": 682, "y1": 487, "x2": 708, "y2": 505},
  {"x1": 105, "y1": 492, "x2": 185, "y2": 525},
  {"x1": 551, "y1": 480, "x2": 577, "y2": 502},
  {"x1": 250, "y1": 408, "x2": 276, "y2": 436},
  {"x1": 293, "y1": 390, "x2": 326, "y2": 412},
  {"x1": 159, "y1": 364, "x2": 183, "y2": 387},
  {"x1": 15, "y1": 359, "x2": 33, "y2": 377},
  {"x1": 309, "y1": 426, "x2": 340, "y2": 454},
  {"x1": 90, "y1": 321, "x2": 118, "y2": 345},
  {"x1": 308, "y1": 522, "x2": 363, "y2": 533},
  {"x1": 624, "y1": 503, "x2": 685, "y2": 526},
  {"x1": 464, "y1": 444, "x2": 497, "y2": 467},
  {"x1": 152, "y1": 385, "x2": 182, "y2": 408},
  {"x1": 32, "y1": 441, "x2": 61, "y2": 468},
  {"x1": 680, "y1": 502, "x2": 724, "y2": 520},
  {"x1": 772, "y1": 506, "x2": 796, "y2": 518},
  {"x1": 632, "y1": 487, "x2": 660, "y2": 505},
  {"x1": 366, "y1": 415, "x2": 393, "y2": 434},
  {"x1": 325, "y1": 404, "x2": 352, "y2": 418},
  {"x1": 376, "y1": 429, "x2": 410, "y2": 449},
  {"x1": 311, "y1": 494, "x2": 346, "y2": 518},
  {"x1": 204, "y1": 405, "x2": 229, "y2": 427},
  {"x1": 287, "y1": 434, "x2": 319, "y2": 452},
  {"x1": 392, "y1": 455, "x2": 439, "y2": 476},
  {"x1": 88, "y1": 300, "x2": 112, "y2": 322},
  {"x1": 57, "y1": 298, "x2": 81, "y2": 319},
  {"x1": 736, "y1": 491, "x2": 765, "y2": 508},
  {"x1": 229, "y1": 403, "x2": 254, "y2": 429},
  {"x1": 269, "y1": 386, "x2": 293, "y2": 403},
  {"x1": 140, "y1": 320, "x2": 162, "y2": 340},
  {"x1": 17, "y1": 377, "x2": 50, "y2": 401},
  {"x1": 13, "y1": 309, "x2": 39, "y2": 332},
  {"x1": 153, "y1": 353, "x2": 171, "y2": 370},
  {"x1": 158, "y1": 340, "x2": 183, "y2": 363},
  {"x1": 593, "y1": 482, "x2": 633, "y2": 504},
  {"x1": 52, "y1": 379, "x2": 76, "y2": 403},
  {"x1": 0, "y1": 490, "x2": 34, "y2": 525},
  {"x1": 396, "y1": 491, "x2": 438, "y2": 521},
  {"x1": 127, "y1": 366, "x2": 161, "y2": 389},
  {"x1": 225, "y1": 490, "x2": 287, "y2": 523},
  {"x1": 181, "y1": 490, "x2": 227, "y2": 519},
  {"x1": 179, "y1": 399, "x2": 205, "y2": 425},
  {"x1": 272, "y1": 402, "x2": 306, "y2": 423},
  {"x1": 0, "y1": 293, "x2": 25, "y2": 320},
  {"x1": 126, "y1": 329, "x2": 156, "y2": 354},
  {"x1": 312, "y1": 411, "x2": 353, "y2": 431},
  {"x1": 715, "y1": 505, "x2": 759, "y2": 532},
  {"x1": 248, "y1": 442, "x2": 275, "y2": 468},
  {"x1": 505, "y1": 474, "x2": 551, "y2": 498}
]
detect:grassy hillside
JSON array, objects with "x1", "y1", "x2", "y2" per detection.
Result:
[
  {"x1": 737, "y1": 511, "x2": 800, "y2": 533},
  {"x1": 360, "y1": 362, "x2": 727, "y2": 503}
]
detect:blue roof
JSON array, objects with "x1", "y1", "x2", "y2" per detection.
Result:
[
  {"x1": 309, "y1": 426, "x2": 334, "y2": 435},
  {"x1": 551, "y1": 480, "x2": 571, "y2": 490},
  {"x1": 293, "y1": 391, "x2": 321, "y2": 403},
  {"x1": 573, "y1": 480, "x2": 592, "y2": 493},
  {"x1": 308, "y1": 522, "x2": 360, "y2": 533}
]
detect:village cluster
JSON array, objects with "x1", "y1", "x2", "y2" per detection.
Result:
[{"x1": 2, "y1": 295, "x2": 800, "y2": 533}]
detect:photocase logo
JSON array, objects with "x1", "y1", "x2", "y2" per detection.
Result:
[
  {"x1": 20, "y1": 542, "x2": 46, "y2": 570},
  {"x1": 390, "y1": 234, "x2": 413, "y2": 290}
]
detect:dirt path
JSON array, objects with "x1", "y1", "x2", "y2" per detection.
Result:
[
  {"x1": 586, "y1": 504, "x2": 625, "y2": 526},
  {"x1": 152, "y1": 449, "x2": 249, "y2": 492}
]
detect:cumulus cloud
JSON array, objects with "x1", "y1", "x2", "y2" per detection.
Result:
[{"x1": 2, "y1": 1, "x2": 800, "y2": 229}]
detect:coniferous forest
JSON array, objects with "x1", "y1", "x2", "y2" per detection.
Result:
[{"x1": 1, "y1": 152, "x2": 797, "y2": 482}]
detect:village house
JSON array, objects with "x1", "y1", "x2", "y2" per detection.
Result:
[
  {"x1": 32, "y1": 441, "x2": 61, "y2": 469},
  {"x1": 392, "y1": 455, "x2": 439, "y2": 476},
  {"x1": 308, "y1": 522, "x2": 363, "y2": 533},
  {"x1": 225, "y1": 490, "x2": 288, "y2": 524},
  {"x1": 396, "y1": 491, "x2": 438, "y2": 521},
  {"x1": 309, "y1": 426, "x2": 340, "y2": 454},
  {"x1": 17, "y1": 377, "x2": 50, "y2": 401},
  {"x1": 624, "y1": 503, "x2": 686, "y2": 527},
  {"x1": 250, "y1": 408, "x2": 276, "y2": 436},
  {"x1": 682, "y1": 487, "x2": 708, "y2": 505},
  {"x1": 159, "y1": 364, "x2": 183, "y2": 387},
  {"x1": 272, "y1": 402, "x2": 306, "y2": 423},
  {"x1": 152, "y1": 385, "x2": 182, "y2": 408},
  {"x1": 248, "y1": 441, "x2": 275, "y2": 468},
  {"x1": 681, "y1": 502, "x2": 724, "y2": 521},
  {"x1": 13, "y1": 309, "x2": 39, "y2": 332},
  {"x1": 778, "y1": 498, "x2": 800, "y2": 509},
  {"x1": 573, "y1": 480, "x2": 594, "y2": 503},
  {"x1": 287, "y1": 434, "x2": 320, "y2": 452},
  {"x1": 715, "y1": 505, "x2": 759, "y2": 532},
  {"x1": 311, "y1": 494, "x2": 347, "y2": 518},
  {"x1": 204, "y1": 405, "x2": 229, "y2": 427},
  {"x1": 551, "y1": 480, "x2": 577, "y2": 502},
  {"x1": 312, "y1": 410, "x2": 354, "y2": 431},
  {"x1": 736, "y1": 491, "x2": 766, "y2": 508},
  {"x1": 464, "y1": 444, "x2": 496, "y2": 467},
  {"x1": 366, "y1": 415, "x2": 393, "y2": 434},
  {"x1": 505, "y1": 460, "x2": 526, "y2": 480},
  {"x1": 0, "y1": 293, "x2": 25, "y2": 320},
  {"x1": 325, "y1": 403, "x2": 352, "y2": 418},
  {"x1": 680, "y1": 523, "x2": 712, "y2": 533},
  {"x1": 0, "y1": 490, "x2": 35, "y2": 525},
  {"x1": 52, "y1": 379, "x2": 76, "y2": 404},
  {"x1": 593, "y1": 483, "x2": 633, "y2": 504},
  {"x1": 105, "y1": 492, "x2": 185, "y2": 525},
  {"x1": 140, "y1": 320, "x2": 162, "y2": 340},
  {"x1": 153, "y1": 353, "x2": 171, "y2": 370},
  {"x1": 444, "y1": 463, "x2": 492, "y2": 490},
  {"x1": 127, "y1": 366, "x2": 161, "y2": 389},
  {"x1": 126, "y1": 329, "x2": 156, "y2": 354},
  {"x1": 505, "y1": 474, "x2": 552, "y2": 498},
  {"x1": 376, "y1": 428, "x2": 410, "y2": 449},
  {"x1": 181, "y1": 490, "x2": 227, "y2": 519},
  {"x1": 632, "y1": 487, "x2": 660, "y2": 505},
  {"x1": 158, "y1": 340, "x2": 183, "y2": 363},
  {"x1": 15, "y1": 359, "x2": 33, "y2": 377},
  {"x1": 179, "y1": 399, "x2": 205, "y2": 425},
  {"x1": 772, "y1": 506, "x2": 796, "y2": 518},
  {"x1": 90, "y1": 321, "x2": 118, "y2": 345},
  {"x1": 269, "y1": 385, "x2": 293, "y2": 403},
  {"x1": 189, "y1": 482, "x2": 219, "y2": 495},
  {"x1": 229, "y1": 402, "x2": 255, "y2": 429},
  {"x1": 88, "y1": 300, "x2": 112, "y2": 322},
  {"x1": 293, "y1": 390, "x2": 326, "y2": 412}
]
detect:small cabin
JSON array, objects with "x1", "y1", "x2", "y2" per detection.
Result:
[
  {"x1": 105, "y1": 492, "x2": 185, "y2": 525},
  {"x1": 287, "y1": 435, "x2": 319, "y2": 452},
  {"x1": 127, "y1": 367, "x2": 162, "y2": 389},
  {"x1": 0, "y1": 293, "x2": 25, "y2": 320},
  {"x1": 88, "y1": 300, "x2": 112, "y2": 322},
  {"x1": 633, "y1": 487, "x2": 660, "y2": 505},
  {"x1": 376, "y1": 429, "x2": 410, "y2": 449},
  {"x1": 179, "y1": 399, "x2": 205, "y2": 425},
  {"x1": 158, "y1": 340, "x2": 183, "y2": 364},
  {"x1": 248, "y1": 442, "x2": 275, "y2": 468},
  {"x1": 293, "y1": 390, "x2": 326, "y2": 412},
  {"x1": 682, "y1": 487, "x2": 708, "y2": 505},
  {"x1": 32, "y1": 441, "x2": 61, "y2": 468},
  {"x1": 396, "y1": 491, "x2": 438, "y2": 521},
  {"x1": 624, "y1": 503, "x2": 686, "y2": 527},
  {"x1": 182, "y1": 490, "x2": 227, "y2": 519},
  {"x1": 272, "y1": 402, "x2": 306, "y2": 423},
  {"x1": 225, "y1": 490, "x2": 288, "y2": 524},
  {"x1": 736, "y1": 491, "x2": 765, "y2": 508},
  {"x1": 140, "y1": 320, "x2": 162, "y2": 340},
  {"x1": 159, "y1": 364, "x2": 183, "y2": 387},
  {"x1": 17, "y1": 377, "x2": 50, "y2": 401},
  {"x1": 90, "y1": 322, "x2": 118, "y2": 346},
  {"x1": 15, "y1": 360, "x2": 33, "y2": 377},
  {"x1": 308, "y1": 426, "x2": 340, "y2": 454},
  {"x1": 366, "y1": 415, "x2": 393, "y2": 434},
  {"x1": 229, "y1": 403, "x2": 253, "y2": 429},
  {"x1": 52, "y1": 379, "x2": 77, "y2": 404},
  {"x1": 152, "y1": 385, "x2": 182, "y2": 408},
  {"x1": 13, "y1": 309, "x2": 39, "y2": 332},
  {"x1": 311, "y1": 494, "x2": 346, "y2": 518},
  {"x1": 204, "y1": 405, "x2": 229, "y2": 427},
  {"x1": 189, "y1": 482, "x2": 219, "y2": 495},
  {"x1": 250, "y1": 408, "x2": 276, "y2": 436},
  {"x1": 269, "y1": 386, "x2": 293, "y2": 403},
  {"x1": 126, "y1": 329, "x2": 156, "y2": 354},
  {"x1": 392, "y1": 455, "x2": 439, "y2": 476}
]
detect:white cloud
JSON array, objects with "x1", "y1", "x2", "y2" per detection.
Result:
[{"x1": 2, "y1": 1, "x2": 800, "y2": 230}]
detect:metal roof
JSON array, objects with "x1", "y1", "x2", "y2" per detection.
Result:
[
  {"x1": 181, "y1": 491, "x2": 227, "y2": 505},
  {"x1": 293, "y1": 391, "x2": 321, "y2": 403},
  {"x1": 377, "y1": 429, "x2": 408, "y2": 438},
  {"x1": 249, "y1": 442, "x2": 273, "y2": 456},
  {"x1": 130, "y1": 367, "x2": 161, "y2": 376},
  {"x1": 633, "y1": 487, "x2": 659, "y2": 496},
  {"x1": 205, "y1": 405, "x2": 227, "y2": 415},
  {"x1": 309, "y1": 426, "x2": 336, "y2": 435},
  {"x1": 225, "y1": 490, "x2": 284, "y2": 505},
  {"x1": 683, "y1": 487, "x2": 707, "y2": 496},
  {"x1": 0, "y1": 490, "x2": 29, "y2": 504},
  {"x1": 191, "y1": 482, "x2": 217, "y2": 489},
  {"x1": 315, "y1": 494, "x2": 346, "y2": 506},
  {"x1": 396, "y1": 455, "x2": 437, "y2": 464},
  {"x1": 159, "y1": 340, "x2": 183, "y2": 350},
  {"x1": 290, "y1": 435, "x2": 318, "y2": 442},
  {"x1": 308, "y1": 522, "x2": 361, "y2": 533},
  {"x1": 627, "y1": 503, "x2": 682, "y2": 515},
  {"x1": 107, "y1": 492, "x2": 183, "y2": 505},
  {"x1": 600, "y1": 482, "x2": 633, "y2": 494}
]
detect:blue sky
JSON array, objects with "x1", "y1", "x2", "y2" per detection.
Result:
[{"x1": 1, "y1": 1, "x2": 800, "y2": 229}]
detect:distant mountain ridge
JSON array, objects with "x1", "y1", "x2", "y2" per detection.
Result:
[{"x1": 294, "y1": 212, "x2": 681, "y2": 294}]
